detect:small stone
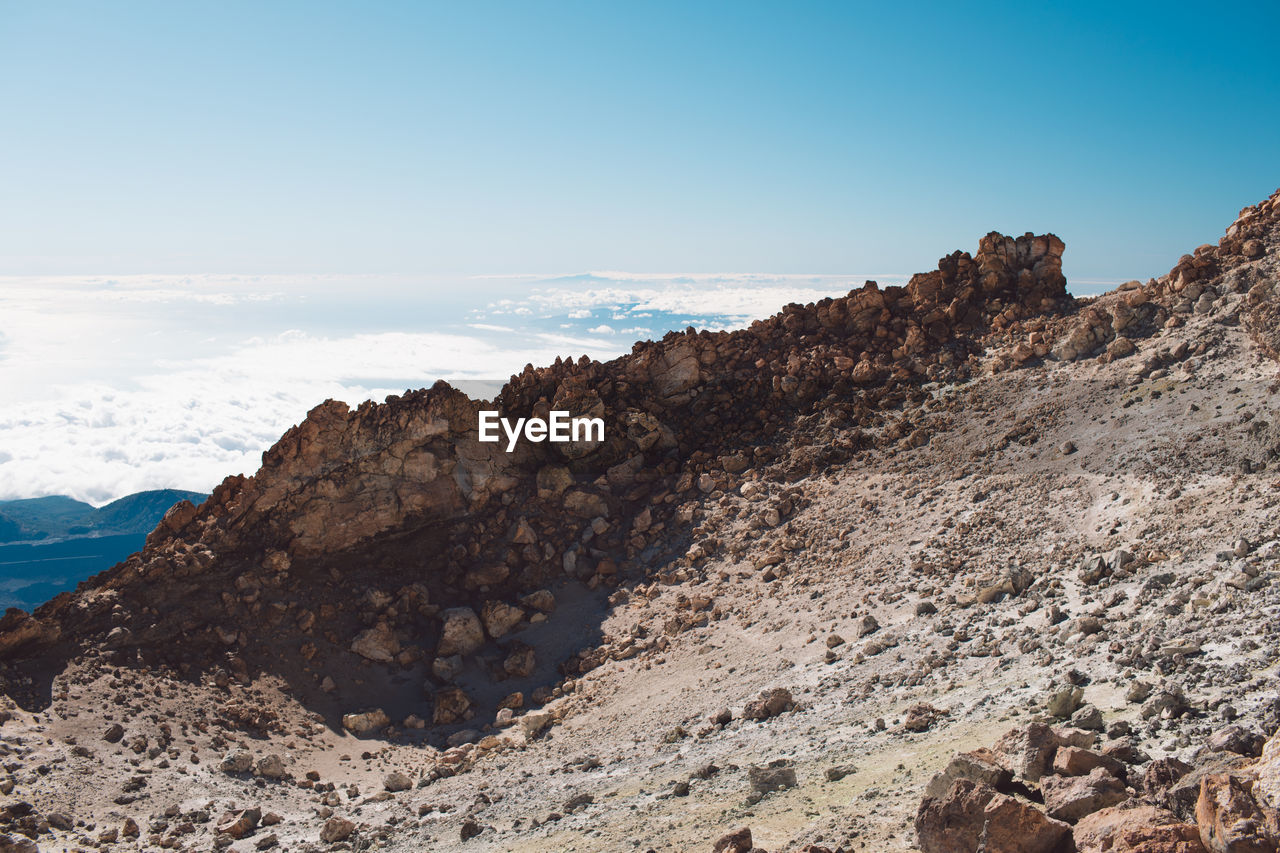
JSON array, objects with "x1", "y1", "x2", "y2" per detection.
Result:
[
  {"x1": 825, "y1": 764, "x2": 857, "y2": 782},
  {"x1": 220, "y1": 749, "x2": 253, "y2": 774},
  {"x1": 255, "y1": 753, "x2": 287, "y2": 779},
  {"x1": 342, "y1": 708, "x2": 391, "y2": 735},
  {"x1": 742, "y1": 688, "x2": 795, "y2": 721},
  {"x1": 712, "y1": 827, "x2": 753, "y2": 853},
  {"x1": 747, "y1": 763, "x2": 796, "y2": 797},
  {"x1": 216, "y1": 807, "x2": 261, "y2": 839}
]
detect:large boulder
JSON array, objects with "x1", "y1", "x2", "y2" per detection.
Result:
[
  {"x1": 350, "y1": 622, "x2": 400, "y2": 662},
  {"x1": 321, "y1": 817, "x2": 355, "y2": 843},
  {"x1": 924, "y1": 748, "x2": 1013, "y2": 800},
  {"x1": 1053, "y1": 746, "x2": 1127, "y2": 779},
  {"x1": 480, "y1": 601, "x2": 524, "y2": 639},
  {"x1": 917, "y1": 778, "x2": 1070, "y2": 853},
  {"x1": 1195, "y1": 772, "x2": 1279, "y2": 853},
  {"x1": 981, "y1": 794, "x2": 1071, "y2": 853},
  {"x1": 1074, "y1": 804, "x2": 1207, "y2": 853},
  {"x1": 437, "y1": 607, "x2": 485, "y2": 656},
  {"x1": 916, "y1": 779, "x2": 996, "y2": 853},
  {"x1": 342, "y1": 708, "x2": 390, "y2": 735},
  {"x1": 1257, "y1": 732, "x2": 1280, "y2": 812},
  {"x1": 1041, "y1": 766, "x2": 1128, "y2": 822},
  {"x1": 993, "y1": 723, "x2": 1061, "y2": 783}
]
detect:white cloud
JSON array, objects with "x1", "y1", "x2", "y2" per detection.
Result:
[
  {"x1": 0, "y1": 288, "x2": 626, "y2": 503},
  {"x1": 0, "y1": 270, "x2": 896, "y2": 504}
]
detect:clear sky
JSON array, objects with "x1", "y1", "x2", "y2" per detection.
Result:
[
  {"x1": 2, "y1": 2, "x2": 1279, "y2": 504},
  {"x1": 2, "y1": 0, "x2": 1277, "y2": 281}
]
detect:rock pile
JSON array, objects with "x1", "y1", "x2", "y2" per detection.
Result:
[{"x1": 918, "y1": 722, "x2": 1280, "y2": 853}]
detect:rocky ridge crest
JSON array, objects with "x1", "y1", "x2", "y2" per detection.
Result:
[{"x1": 0, "y1": 228, "x2": 1072, "y2": 688}]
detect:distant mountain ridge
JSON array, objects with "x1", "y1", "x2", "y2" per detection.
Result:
[{"x1": 0, "y1": 489, "x2": 207, "y2": 545}]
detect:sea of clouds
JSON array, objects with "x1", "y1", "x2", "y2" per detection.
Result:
[{"x1": 1, "y1": 271, "x2": 901, "y2": 504}]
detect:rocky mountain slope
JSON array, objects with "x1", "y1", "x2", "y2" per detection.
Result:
[{"x1": 0, "y1": 189, "x2": 1277, "y2": 852}]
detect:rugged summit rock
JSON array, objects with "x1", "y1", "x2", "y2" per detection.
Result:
[{"x1": 0, "y1": 225, "x2": 1074, "y2": 718}]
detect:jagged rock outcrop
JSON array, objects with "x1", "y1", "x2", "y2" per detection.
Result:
[
  {"x1": 2, "y1": 192, "x2": 1276, "y2": 740},
  {"x1": 0, "y1": 228, "x2": 1073, "y2": 714}
]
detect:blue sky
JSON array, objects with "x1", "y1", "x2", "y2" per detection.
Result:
[
  {"x1": 2, "y1": 2, "x2": 1279, "y2": 502},
  {"x1": 2, "y1": 1, "x2": 1277, "y2": 280}
]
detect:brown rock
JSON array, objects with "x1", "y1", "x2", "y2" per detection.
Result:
[
  {"x1": 341, "y1": 708, "x2": 390, "y2": 735},
  {"x1": 383, "y1": 771, "x2": 412, "y2": 792},
  {"x1": 1053, "y1": 746, "x2": 1127, "y2": 779},
  {"x1": 1195, "y1": 773, "x2": 1278, "y2": 853},
  {"x1": 520, "y1": 589, "x2": 556, "y2": 613},
  {"x1": 981, "y1": 793, "x2": 1071, "y2": 852},
  {"x1": 712, "y1": 827, "x2": 753, "y2": 853},
  {"x1": 480, "y1": 600, "x2": 524, "y2": 639},
  {"x1": 320, "y1": 816, "x2": 355, "y2": 843},
  {"x1": 433, "y1": 686, "x2": 472, "y2": 725},
  {"x1": 1208, "y1": 725, "x2": 1267, "y2": 758},
  {"x1": 742, "y1": 688, "x2": 794, "y2": 721},
  {"x1": 564, "y1": 489, "x2": 609, "y2": 519},
  {"x1": 1258, "y1": 732, "x2": 1280, "y2": 812},
  {"x1": 916, "y1": 778, "x2": 996, "y2": 853},
  {"x1": 1074, "y1": 805, "x2": 1205, "y2": 853},
  {"x1": 216, "y1": 807, "x2": 261, "y2": 839},
  {"x1": 924, "y1": 748, "x2": 1013, "y2": 800},
  {"x1": 536, "y1": 464, "x2": 574, "y2": 498},
  {"x1": 463, "y1": 564, "x2": 509, "y2": 589},
  {"x1": 350, "y1": 622, "x2": 400, "y2": 662},
  {"x1": 904, "y1": 702, "x2": 944, "y2": 732},
  {"x1": 437, "y1": 607, "x2": 485, "y2": 656},
  {"x1": 1041, "y1": 766, "x2": 1128, "y2": 822},
  {"x1": 1145, "y1": 758, "x2": 1196, "y2": 801},
  {"x1": 1165, "y1": 756, "x2": 1255, "y2": 821},
  {"x1": 993, "y1": 723, "x2": 1060, "y2": 783},
  {"x1": 0, "y1": 834, "x2": 39, "y2": 853},
  {"x1": 503, "y1": 642, "x2": 536, "y2": 678}
]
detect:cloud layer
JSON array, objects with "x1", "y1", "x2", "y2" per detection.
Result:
[{"x1": 1, "y1": 272, "x2": 888, "y2": 503}]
